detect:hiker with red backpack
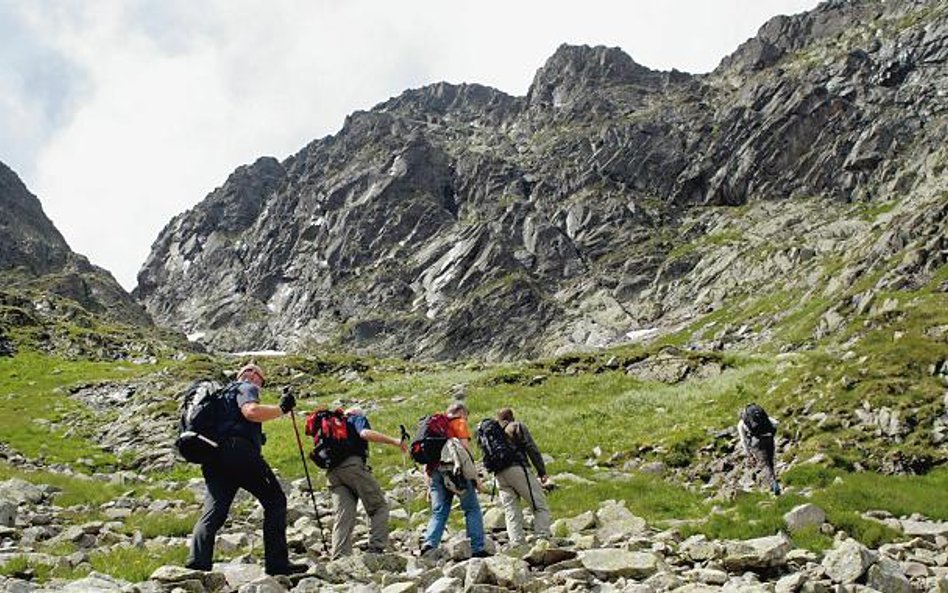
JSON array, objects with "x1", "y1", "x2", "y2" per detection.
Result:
[
  {"x1": 738, "y1": 403, "x2": 781, "y2": 495},
  {"x1": 476, "y1": 408, "x2": 551, "y2": 547},
  {"x1": 305, "y1": 406, "x2": 407, "y2": 558},
  {"x1": 411, "y1": 402, "x2": 489, "y2": 558}
]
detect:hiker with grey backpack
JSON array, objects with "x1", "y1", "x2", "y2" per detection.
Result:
[
  {"x1": 738, "y1": 403, "x2": 781, "y2": 495},
  {"x1": 475, "y1": 408, "x2": 552, "y2": 547}
]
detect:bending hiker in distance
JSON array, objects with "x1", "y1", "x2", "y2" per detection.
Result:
[
  {"x1": 308, "y1": 406, "x2": 407, "y2": 558},
  {"x1": 187, "y1": 363, "x2": 308, "y2": 576},
  {"x1": 420, "y1": 402, "x2": 489, "y2": 558},
  {"x1": 476, "y1": 408, "x2": 552, "y2": 547},
  {"x1": 738, "y1": 402, "x2": 782, "y2": 496}
]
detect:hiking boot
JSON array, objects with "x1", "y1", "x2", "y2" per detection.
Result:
[
  {"x1": 471, "y1": 550, "x2": 492, "y2": 558},
  {"x1": 184, "y1": 561, "x2": 210, "y2": 572},
  {"x1": 266, "y1": 562, "x2": 309, "y2": 576},
  {"x1": 418, "y1": 544, "x2": 435, "y2": 557}
]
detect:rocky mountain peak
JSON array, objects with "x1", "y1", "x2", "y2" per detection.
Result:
[
  {"x1": 527, "y1": 44, "x2": 672, "y2": 108},
  {"x1": 376, "y1": 81, "x2": 520, "y2": 121},
  {"x1": 0, "y1": 161, "x2": 72, "y2": 276},
  {"x1": 0, "y1": 160, "x2": 153, "y2": 330}
]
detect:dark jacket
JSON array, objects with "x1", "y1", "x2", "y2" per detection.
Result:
[{"x1": 502, "y1": 420, "x2": 546, "y2": 477}]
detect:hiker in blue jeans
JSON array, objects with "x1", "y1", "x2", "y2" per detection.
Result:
[{"x1": 420, "y1": 402, "x2": 489, "y2": 557}]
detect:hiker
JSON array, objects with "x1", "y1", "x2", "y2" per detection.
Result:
[
  {"x1": 420, "y1": 401, "x2": 489, "y2": 558},
  {"x1": 738, "y1": 403, "x2": 781, "y2": 495},
  {"x1": 492, "y1": 408, "x2": 552, "y2": 546},
  {"x1": 186, "y1": 363, "x2": 307, "y2": 576},
  {"x1": 325, "y1": 407, "x2": 407, "y2": 558}
]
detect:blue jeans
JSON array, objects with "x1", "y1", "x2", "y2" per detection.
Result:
[{"x1": 423, "y1": 470, "x2": 485, "y2": 552}]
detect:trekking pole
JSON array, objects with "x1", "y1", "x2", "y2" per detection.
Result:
[
  {"x1": 399, "y1": 424, "x2": 414, "y2": 553},
  {"x1": 290, "y1": 409, "x2": 330, "y2": 555}
]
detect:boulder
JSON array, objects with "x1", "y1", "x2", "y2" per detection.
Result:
[
  {"x1": 523, "y1": 540, "x2": 578, "y2": 567},
  {"x1": 0, "y1": 480, "x2": 44, "y2": 505},
  {"x1": 866, "y1": 558, "x2": 911, "y2": 593},
  {"x1": 723, "y1": 534, "x2": 792, "y2": 571},
  {"x1": 0, "y1": 579, "x2": 35, "y2": 593},
  {"x1": 900, "y1": 520, "x2": 948, "y2": 540},
  {"x1": 213, "y1": 562, "x2": 265, "y2": 589},
  {"x1": 0, "y1": 501, "x2": 15, "y2": 528},
  {"x1": 149, "y1": 565, "x2": 227, "y2": 592},
  {"x1": 822, "y1": 538, "x2": 878, "y2": 583},
  {"x1": 566, "y1": 511, "x2": 597, "y2": 533},
  {"x1": 482, "y1": 508, "x2": 506, "y2": 531},
  {"x1": 363, "y1": 552, "x2": 409, "y2": 574},
  {"x1": 381, "y1": 583, "x2": 418, "y2": 593},
  {"x1": 783, "y1": 504, "x2": 826, "y2": 532},
  {"x1": 60, "y1": 572, "x2": 130, "y2": 592},
  {"x1": 236, "y1": 576, "x2": 287, "y2": 593},
  {"x1": 579, "y1": 549, "x2": 662, "y2": 580},
  {"x1": 425, "y1": 577, "x2": 461, "y2": 593},
  {"x1": 679, "y1": 534, "x2": 721, "y2": 562},
  {"x1": 480, "y1": 555, "x2": 530, "y2": 589}
]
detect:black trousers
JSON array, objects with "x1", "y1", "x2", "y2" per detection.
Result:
[{"x1": 187, "y1": 438, "x2": 289, "y2": 572}]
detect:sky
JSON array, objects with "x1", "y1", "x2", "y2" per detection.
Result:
[{"x1": 0, "y1": 0, "x2": 820, "y2": 291}]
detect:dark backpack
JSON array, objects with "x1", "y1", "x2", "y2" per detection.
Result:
[
  {"x1": 475, "y1": 418, "x2": 522, "y2": 473},
  {"x1": 409, "y1": 413, "x2": 451, "y2": 464},
  {"x1": 175, "y1": 380, "x2": 229, "y2": 464},
  {"x1": 742, "y1": 403, "x2": 775, "y2": 437},
  {"x1": 305, "y1": 409, "x2": 357, "y2": 469}
]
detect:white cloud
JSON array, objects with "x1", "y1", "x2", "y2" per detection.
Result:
[{"x1": 3, "y1": 0, "x2": 820, "y2": 290}]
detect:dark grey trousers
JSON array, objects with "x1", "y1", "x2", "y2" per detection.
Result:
[{"x1": 187, "y1": 438, "x2": 289, "y2": 573}]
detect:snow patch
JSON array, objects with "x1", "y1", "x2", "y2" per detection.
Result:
[
  {"x1": 226, "y1": 350, "x2": 287, "y2": 357},
  {"x1": 625, "y1": 328, "x2": 659, "y2": 342}
]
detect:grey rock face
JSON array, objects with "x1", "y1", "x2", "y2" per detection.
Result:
[{"x1": 136, "y1": 0, "x2": 948, "y2": 361}]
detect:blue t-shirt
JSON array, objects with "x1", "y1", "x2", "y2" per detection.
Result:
[
  {"x1": 346, "y1": 413, "x2": 370, "y2": 459},
  {"x1": 219, "y1": 381, "x2": 265, "y2": 449}
]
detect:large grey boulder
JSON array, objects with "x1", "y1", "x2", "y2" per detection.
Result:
[
  {"x1": 579, "y1": 548, "x2": 663, "y2": 580},
  {"x1": 900, "y1": 520, "x2": 948, "y2": 539},
  {"x1": 723, "y1": 534, "x2": 792, "y2": 571},
  {"x1": 783, "y1": 504, "x2": 826, "y2": 532},
  {"x1": 821, "y1": 538, "x2": 878, "y2": 584},
  {"x1": 0, "y1": 480, "x2": 44, "y2": 505},
  {"x1": 866, "y1": 558, "x2": 911, "y2": 593}
]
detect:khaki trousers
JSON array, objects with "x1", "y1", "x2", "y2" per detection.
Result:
[
  {"x1": 326, "y1": 456, "x2": 389, "y2": 558},
  {"x1": 496, "y1": 464, "x2": 551, "y2": 545}
]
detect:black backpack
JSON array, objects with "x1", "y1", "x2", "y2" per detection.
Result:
[
  {"x1": 742, "y1": 403, "x2": 775, "y2": 437},
  {"x1": 475, "y1": 418, "x2": 522, "y2": 473},
  {"x1": 409, "y1": 413, "x2": 451, "y2": 464},
  {"x1": 175, "y1": 380, "x2": 230, "y2": 464},
  {"x1": 305, "y1": 409, "x2": 359, "y2": 469}
]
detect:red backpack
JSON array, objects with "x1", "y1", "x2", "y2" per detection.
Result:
[
  {"x1": 409, "y1": 413, "x2": 451, "y2": 464},
  {"x1": 305, "y1": 409, "x2": 355, "y2": 469}
]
